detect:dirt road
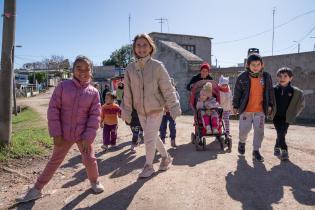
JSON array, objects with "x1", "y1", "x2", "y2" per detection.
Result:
[{"x1": 1, "y1": 88, "x2": 315, "y2": 210}]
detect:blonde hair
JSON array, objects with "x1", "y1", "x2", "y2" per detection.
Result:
[
  {"x1": 132, "y1": 33, "x2": 156, "y2": 58},
  {"x1": 200, "y1": 82, "x2": 213, "y2": 98},
  {"x1": 73, "y1": 55, "x2": 93, "y2": 71}
]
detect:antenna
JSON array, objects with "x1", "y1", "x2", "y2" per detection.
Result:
[{"x1": 155, "y1": 17, "x2": 168, "y2": 33}]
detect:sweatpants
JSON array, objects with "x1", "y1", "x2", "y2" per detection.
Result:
[
  {"x1": 222, "y1": 110, "x2": 231, "y2": 134},
  {"x1": 139, "y1": 112, "x2": 168, "y2": 166},
  {"x1": 103, "y1": 124, "x2": 117, "y2": 146},
  {"x1": 273, "y1": 118, "x2": 289, "y2": 151},
  {"x1": 35, "y1": 140, "x2": 98, "y2": 190},
  {"x1": 239, "y1": 112, "x2": 265, "y2": 151}
]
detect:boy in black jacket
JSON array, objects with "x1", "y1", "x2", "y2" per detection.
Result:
[{"x1": 271, "y1": 67, "x2": 305, "y2": 161}]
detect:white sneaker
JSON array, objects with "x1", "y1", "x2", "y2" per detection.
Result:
[
  {"x1": 138, "y1": 164, "x2": 155, "y2": 178},
  {"x1": 91, "y1": 181, "x2": 104, "y2": 193},
  {"x1": 16, "y1": 187, "x2": 42, "y2": 203},
  {"x1": 130, "y1": 144, "x2": 136, "y2": 153},
  {"x1": 159, "y1": 153, "x2": 172, "y2": 171},
  {"x1": 212, "y1": 128, "x2": 219, "y2": 134},
  {"x1": 101, "y1": 145, "x2": 108, "y2": 151}
]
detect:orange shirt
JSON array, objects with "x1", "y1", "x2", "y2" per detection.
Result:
[
  {"x1": 101, "y1": 103, "x2": 121, "y2": 125},
  {"x1": 245, "y1": 77, "x2": 264, "y2": 113}
]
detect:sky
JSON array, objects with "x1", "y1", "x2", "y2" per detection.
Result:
[{"x1": 0, "y1": 0, "x2": 315, "y2": 68}]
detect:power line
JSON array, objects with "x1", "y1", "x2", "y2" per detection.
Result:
[{"x1": 214, "y1": 9, "x2": 315, "y2": 45}]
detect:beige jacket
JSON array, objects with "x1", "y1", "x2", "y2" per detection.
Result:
[{"x1": 121, "y1": 57, "x2": 181, "y2": 123}]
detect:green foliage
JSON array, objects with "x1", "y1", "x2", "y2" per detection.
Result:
[
  {"x1": 0, "y1": 108, "x2": 52, "y2": 161},
  {"x1": 102, "y1": 44, "x2": 133, "y2": 67},
  {"x1": 28, "y1": 72, "x2": 48, "y2": 84}
]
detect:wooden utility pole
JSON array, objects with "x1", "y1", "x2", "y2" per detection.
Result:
[{"x1": 0, "y1": 0, "x2": 16, "y2": 146}]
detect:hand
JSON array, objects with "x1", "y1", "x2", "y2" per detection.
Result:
[
  {"x1": 53, "y1": 136, "x2": 63, "y2": 146},
  {"x1": 268, "y1": 106, "x2": 272, "y2": 116},
  {"x1": 82, "y1": 140, "x2": 89, "y2": 154},
  {"x1": 100, "y1": 123, "x2": 104, "y2": 128},
  {"x1": 233, "y1": 108, "x2": 238, "y2": 115}
]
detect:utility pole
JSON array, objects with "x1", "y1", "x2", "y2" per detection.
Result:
[
  {"x1": 311, "y1": 37, "x2": 315, "y2": 51},
  {"x1": 12, "y1": 45, "x2": 21, "y2": 116},
  {"x1": 272, "y1": 7, "x2": 276, "y2": 56},
  {"x1": 128, "y1": 14, "x2": 131, "y2": 44},
  {"x1": 0, "y1": 0, "x2": 16, "y2": 146},
  {"x1": 155, "y1": 17, "x2": 168, "y2": 33},
  {"x1": 293, "y1": 41, "x2": 300, "y2": 53}
]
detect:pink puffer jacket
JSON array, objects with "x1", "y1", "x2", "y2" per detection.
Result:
[{"x1": 47, "y1": 78, "x2": 101, "y2": 144}]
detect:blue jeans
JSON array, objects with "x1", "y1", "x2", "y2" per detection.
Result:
[{"x1": 159, "y1": 114, "x2": 176, "y2": 140}]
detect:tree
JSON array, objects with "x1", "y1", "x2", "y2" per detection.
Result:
[
  {"x1": 102, "y1": 44, "x2": 133, "y2": 67},
  {"x1": 28, "y1": 72, "x2": 47, "y2": 84}
]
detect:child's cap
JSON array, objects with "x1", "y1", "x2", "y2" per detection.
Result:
[
  {"x1": 219, "y1": 75, "x2": 229, "y2": 85},
  {"x1": 200, "y1": 82, "x2": 213, "y2": 97},
  {"x1": 200, "y1": 62, "x2": 211, "y2": 72}
]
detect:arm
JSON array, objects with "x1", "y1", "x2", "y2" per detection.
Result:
[
  {"x1": 186, "y1": 75, "x2": 196, "y2": 91},
  {"x1": 296, "y1": 91, "x2": 305, "y2": 116},
  {"x1": 232, "y1": 76, "x2": 242, "y2": 110},
  {"x1": 47, "y1": 83, "x2": 63, "y2": 138},
  {"x1": 158, "y1": 64, "x2": 181, "y2": 119},
  {"x1": 81, "y1": 93, "x2": 101, "y2": 144},
  {"x1": 121, "y1": 68, "x2": 133, "y2": 123},
  {"x1": 267, "y1": 74, "x2": 275, "y2": 107}
]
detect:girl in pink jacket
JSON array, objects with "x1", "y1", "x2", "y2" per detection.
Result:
[{"x1": 17, "y1": 56, "x2": 104, "y2": 203}]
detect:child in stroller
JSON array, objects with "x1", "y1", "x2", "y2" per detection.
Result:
[
  {"x1": 196, "y1": 82, "x2": 220, "y2": 134},
  {"x1": 190, "y1": 80, "x2": 232, "y2": 152}
]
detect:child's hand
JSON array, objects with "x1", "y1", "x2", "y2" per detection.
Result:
[
  {"x1": 53, "y1": 136, "x2": 63, "y2": 146},
  {"x1": 268, "y1": 106, "x2": 272, "y2": 115},
  {"x1": 233, "y1": 108, "x2": 238, "y2": 115},
  {"x1": 82, "y1": 140, "x2": 89, "y2": 154}
]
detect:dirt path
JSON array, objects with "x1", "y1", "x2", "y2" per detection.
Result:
[{"x1": 1, "y1": 89, "x2": 315, "y2": 210}]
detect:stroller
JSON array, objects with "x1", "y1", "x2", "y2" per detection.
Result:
[{"x1": 189, "y1": 80, "x2": 232, "y2": 152}]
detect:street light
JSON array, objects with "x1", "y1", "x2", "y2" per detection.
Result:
[
  {"x1": 293, "y1": 41, "x2": 300, "y2": 53},
  {"x1": 12, "y1": 45, "x2": 22, "y2": 115}
]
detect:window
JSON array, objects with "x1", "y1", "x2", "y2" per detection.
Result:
[{"x1": 181, "y1": 45, "x2": 196, "y2": 54}]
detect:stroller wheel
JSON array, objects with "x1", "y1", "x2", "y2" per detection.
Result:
[
  {"x1": 227, "y1": 137, "x2": 232, "y2": 153},
  {"x1": 191, "y1": 133, "x2": 196, "y2": 144},
  {"x1": 195, "y1": 136, "x2": 202, "y2": 151},
  {"x1": 202, "y1": 137, "x2": 206, "y2": 151},
  {"x1": 219, "y1": 136, "x2": 225, "y2": 151}
]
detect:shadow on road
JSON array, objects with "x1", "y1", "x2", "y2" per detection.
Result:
[{"x1": 226, "y1": 156, "x2": 315, "y2": 209}]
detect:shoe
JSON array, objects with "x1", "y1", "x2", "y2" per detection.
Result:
[
  {"x1": 16, "y1": 187, "x2": 42, "y2": 203},
  {"x1": 130, "y1": 144, "x2": 136, "y2": 154},
  {"x1": 252, "y1": 150, "x2": 264, "y2": 162},
  {"x1": 274, "y1": 147, "x2": 281, "y2": 156},
  {"x1": 161, "y1": 138, "x2": 165, "y2": 144},
  {"x1": 212, "y1": 128, "x2": 219, "y2": 134},
  {"x1": 159, "y1": 153, "x2": 172, "y2": 171},
  {"x1": 109, "y1": 145, "x2": 117, "y2": 150},
  {"x1": 138, "y1": 164, "x2": 155, "y2": 178},
  {"x1": 101, "y1": 145, "x2": 108, "y2": 151},
  {"x1": 238, "y1": 142, "x2": 245, "y2": 155},
  {"x1": 171, "y1": 139, "x2": 177, "y2": 147},
  {"x1": 91, "y1": 181, "x2": 104, "y2": 193},
  {"x1": 281, "y1": 149, "x2": 289, "y2": 161}
]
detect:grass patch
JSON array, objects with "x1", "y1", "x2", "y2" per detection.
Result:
[{"x1": 0, "y1": 108, "x2": 52, "y2": 161}]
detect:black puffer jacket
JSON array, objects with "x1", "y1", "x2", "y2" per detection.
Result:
[
  {"x1": 233, "y1": 71, "x2": 274, "y2": 115},
  {"x1": 186, "y1": 73, "x2": 213, "y2": 91}
]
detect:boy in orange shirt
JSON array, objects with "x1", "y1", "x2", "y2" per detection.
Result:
[
  {"x1": 233, "y1": 53, "x2": 274, "y2": 162},
  {"x1": 100, "y1": 92, "x2": 121, "y2": 151}
]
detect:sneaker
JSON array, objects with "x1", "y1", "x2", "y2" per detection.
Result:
[
  {"x1": 281, "y1": 149, "x2": 289, "y2": 161},
  {"x1": 274, "y1": 147, "x2": 281, "y2": 156},
  {"x1": 159, "y1": 153, "x2": 172, "y2": 171},
  {"x1": 91, "y1": 181, "x2": 104, "y2": 193},
  {"x1": 171, "y1": 139, "x2": 177, "y2": 148},
  {"x1": 130, "y1": 144, "x2": 136, "y2": 154},
  {"x1": 238, "y1": 142, "x2": 245, "y2": 155},
  {"x1": 252, "y1": 150, "x2": 264, "y2": 162},
  {"x1": 16, "y1": 187, "x2": 42, "y2": 203},
  {"x1": 212, "y1": 128, "x2": 219, "y2": 134},
  {"x1": 138, "y1": 164, "x2": 155, "y2": 178},
  {"x1": 101, "y1": 145, "x2": 108, "y2": 151}
]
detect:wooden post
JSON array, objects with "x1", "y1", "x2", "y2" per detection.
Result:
[{"x1": 0, "y1": 0, "x2": 16, "y2": 145}]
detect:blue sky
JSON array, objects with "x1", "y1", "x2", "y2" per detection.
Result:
[{"x1": 1, "y1": 0, "x2": 315, "y2": 68}]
